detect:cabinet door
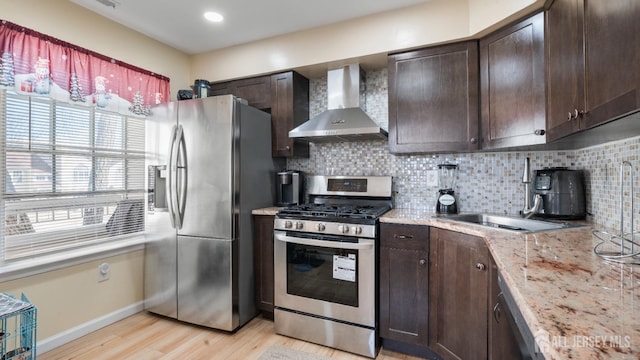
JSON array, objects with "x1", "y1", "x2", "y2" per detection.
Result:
[
  {"x1": 379, "y1": 223, "x2": 429, "y2": 346},
  {"x1": 270, "y1": 71, "x2": 309, "y2": 158},
  {"x1": 429, "y1": 228, "x2": 490, "y2": 360},
  {"x1": 489, "y1": 258, "x2": 524, "y2": 359},
  {"x1": 232, "y1": 76, "x2": 272, "y2": 109},
  {"x1": 209, "y1": 81, "x2": 233, "y2": 97},
  {"x1": 480, "y1": 12, "x2": 546, "y2": 149},
  {"x1": 253, "y1": 215, "x2": 275, "y2": 314},
  {"x1": 583, "y1": 0, "x2": 640, "y2": 128},
  {"x1": 388, "y1": 41, "x2": 479, "y2": 154},
  {"x1": 208, "y1": 78, "x2": 270, "y2": 109},
  {"x1": 546, "y1": 0, "x2": 585, "y2": 142}
]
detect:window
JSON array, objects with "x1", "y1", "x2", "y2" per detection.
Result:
[
  {"x1": 1, "y1": 90, "x2": 146, "y2": 261},
  {"x1": 73, "y1": 167, "x2": 91, "y2": 183},
  {"x1": 11, "y1": 170, "x2": 23, "y2": 183}
]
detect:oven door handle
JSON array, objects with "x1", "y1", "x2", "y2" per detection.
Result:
[{"x1": 274, "y1": 232, "x2": 373, "y2": 250}]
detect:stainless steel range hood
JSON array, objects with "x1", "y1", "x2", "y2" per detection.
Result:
[{"x1": 289, "y1": 64, "x2": 388, "y2": 142}]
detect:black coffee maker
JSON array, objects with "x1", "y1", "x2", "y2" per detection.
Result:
[{"x1": 276, "y1": 170, "x2": 303, "y2": 206}]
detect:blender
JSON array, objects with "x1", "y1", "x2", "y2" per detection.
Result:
[{"x1": 436, "y1": 163, "x2": 459, "y2": 214}]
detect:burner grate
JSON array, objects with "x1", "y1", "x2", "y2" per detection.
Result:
[{"x1": 278, "y1": 204, "x2": 391, "y2": 220}]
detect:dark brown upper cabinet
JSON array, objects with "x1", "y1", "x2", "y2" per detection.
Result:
[
  {"x1": 388, "y1": 41, "x2": 480, "y2": 154},
  {"x1": 480, "y1": 12, "x2": 546, "y2": 150},
  {"x1": 546, "y1": 0, "x2": 640, "y2": 142},
  {"x1": 231, "y1": 76, "x2": 272, "y2": 110},
  {"x1": 270, "y1": 71, "x2": 310, "y2": 158},
  {"x1": 208, "y1": 75, "x2": 271, "y2": 109},
  {"x1": 208, "y1": 81, "x2": 233, "y2": 98},
  {"x1": 209, "y1": 71, "x2": 309, "y2": 158}
]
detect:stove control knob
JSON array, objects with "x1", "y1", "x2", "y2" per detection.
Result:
[
  {"x1": 315, "y1": 223, "x2": 326, "y2": 231},
  {"x1": 353, "y1": 226, "x2": 363, "y2": 235},
  {"x1": 338, "y1": 224, "x2": 349, "y2": 234},
  {"x1": 295, "y1": 221, "x2": 304, "y2": 230},
  {"x1": 284, "y1": 220, "x2": 293, "y2": 229}
]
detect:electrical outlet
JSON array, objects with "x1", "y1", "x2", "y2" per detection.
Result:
[
  {"x1": 98, "y1": 262, "x2": 110, "y2": 282},
  {"x1": 426, "y1": 170, "x2": 439, "y2": 187}
]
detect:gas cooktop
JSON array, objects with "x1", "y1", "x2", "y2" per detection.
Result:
[{"x1": 277, "y1": 203, "x2": 391, "y2": 221}]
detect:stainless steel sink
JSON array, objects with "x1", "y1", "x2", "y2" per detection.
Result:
[{"x1": 435, "y1": 213, "x2": 585, "y2": 233}]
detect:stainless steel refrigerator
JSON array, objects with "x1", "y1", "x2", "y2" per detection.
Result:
[{"x1": 143, "y1": 95, "x2": 281, "y2": 331}]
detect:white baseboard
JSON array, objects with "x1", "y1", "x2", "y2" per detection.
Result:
[{"x1": 38, "y1": 301, "x2": 145, "y2": 354}]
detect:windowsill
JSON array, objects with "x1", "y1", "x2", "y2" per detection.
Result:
[{"x1": 0, "y1": 235, "x2": 146, "y2": 282}]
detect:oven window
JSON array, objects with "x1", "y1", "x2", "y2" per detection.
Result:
[{"x1": 286, "y1": 242, "x2": 358, "y2": 307}]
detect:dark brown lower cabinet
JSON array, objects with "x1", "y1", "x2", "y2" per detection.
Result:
[
  {"x1": 253, "y1": 215, "x2": 275, "y2": 316},
  {"x1": 379, "y1": 223, "x2": 441, "y2": 358},
  {"x1": 489, "y1": 258, "x2": 524, "y2": 359},
  {"x1": 429, "y1": 228, "x2": 490, "y2": 360}
]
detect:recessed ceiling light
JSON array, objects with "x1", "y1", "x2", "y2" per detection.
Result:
[{"x1": 204, "y1": 11, "x2": 224, "y2": 23}]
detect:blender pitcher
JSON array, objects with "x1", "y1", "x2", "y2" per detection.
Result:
[{"x1": 436, "y1": 163, "x2": 458, "y2": 214}]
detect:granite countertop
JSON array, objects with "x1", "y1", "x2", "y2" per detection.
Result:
[
  {"x1": 381, "y1": 209, "x2": 640, "y2": 360},
  {"x1": 252, "y1": 207, "x2": 282, "y2": 216}
]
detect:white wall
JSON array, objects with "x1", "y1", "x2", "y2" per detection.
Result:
[
  {"x1": 1, "y1": 251, "x2": 144, "y2": 342},
  {"x1": 191, "y1": 0, "x2": 546, "y2": 82}
]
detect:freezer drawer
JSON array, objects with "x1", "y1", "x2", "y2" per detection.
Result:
[
  {"x1": 177, "y1": 235, "x2": 237, "y2": 330},
  {"x1": 144, "y1": 233, "x2": 177, "y2": 318}
]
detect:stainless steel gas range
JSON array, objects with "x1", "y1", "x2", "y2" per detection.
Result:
[{"x1": 273, "y1": 175, "x2": 393, "y2": 358}]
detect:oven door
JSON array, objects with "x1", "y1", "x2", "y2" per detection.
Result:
[{"x1": 274, "y1": 230, "x2": 376, "y2": 328}]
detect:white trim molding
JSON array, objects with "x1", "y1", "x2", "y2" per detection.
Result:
[
  {"x1": 38, "y1": 302, "x2": 145, "y2": 354},
  {"x1": 0, "y1": 236, "x2": 146, "y2": 281}
]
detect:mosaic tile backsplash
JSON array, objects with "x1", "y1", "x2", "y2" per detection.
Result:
[{"x1": 287, "y1": 68, "x2": 640, "y2": 231}]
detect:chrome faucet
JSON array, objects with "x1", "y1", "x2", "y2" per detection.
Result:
[{"x1": 522, "y1": 157, "x2": 542, "y2": 218}]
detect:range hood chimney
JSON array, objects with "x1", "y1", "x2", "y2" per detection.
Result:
[{"x1": 288, "y1": 64, "x2": 388, "y2": 142}]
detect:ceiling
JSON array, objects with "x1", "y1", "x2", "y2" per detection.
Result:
[{"x1": 70, "y1": 0, "x2": 430, "y2": 55}]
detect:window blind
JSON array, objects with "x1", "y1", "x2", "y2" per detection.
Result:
[{"x1": 1, "y1": 90, "x2": 145, "y2": 261}]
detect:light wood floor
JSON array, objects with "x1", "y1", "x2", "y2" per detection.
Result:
[{"x1": 39, "y1": 312, "x2": 425, "y2": 360}]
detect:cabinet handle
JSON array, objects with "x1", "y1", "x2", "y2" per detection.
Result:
[
  {"x1": 394, "y1": 234, "x2": 414, "y2": 239},
  {"x1": 494, "y1": 292, "x2": 505, "y2": 323},
  {"x1": 534, "y1": 129, "x2": 545, "y2": 136},
  {"x1": 469, "y1": 137, "x2": 477, "y2": 144},
  {"x1": 475, "y1": 262, "x2": 487, "y2": 271},
  {"x1": 419, "y1": 259, "x2": 426, "y2": 265},
  {"x1": 567, "y1": 109, "x2": 585, "y2": 121},
  {"x1": 493, "y1": 301, "x2": 501, "y2": 324}
]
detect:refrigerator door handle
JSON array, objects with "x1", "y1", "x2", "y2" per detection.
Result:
[
  {"x1": 167, "y1": 124, "x2": 179, "y2": 229},
  {"x1": 175, "y1": 125, "x2": 187, "y2": 229}
]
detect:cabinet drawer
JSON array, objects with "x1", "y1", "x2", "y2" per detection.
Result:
[{"x1": 380, "y1": 223, "x2": 428, "y2": 250}]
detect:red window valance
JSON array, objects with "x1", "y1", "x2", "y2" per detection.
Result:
[{"x1": 0, "y1": 19, "x2": 170, "y2": 116}]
